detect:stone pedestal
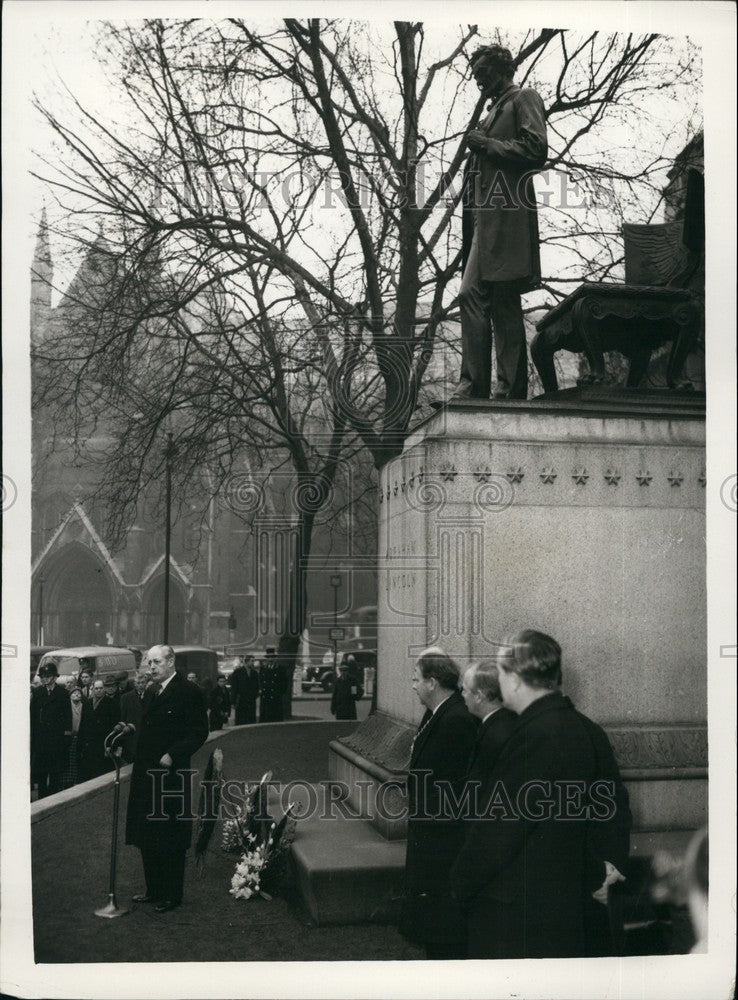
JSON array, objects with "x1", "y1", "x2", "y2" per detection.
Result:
[{"x1": 330, "y1": 390, "x2": 707, "y2": 837}]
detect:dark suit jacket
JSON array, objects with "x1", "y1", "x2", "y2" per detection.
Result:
[
  {"x1": 463, "y1": 82, "x2": 547, "y2": 289},
  {"x1": 125, "y1": 672, "x2": 208, "y2": 852},
  {"x1": 79, "y1": 695, "x2": 119, "y2": 780},
  {"x1": 230, "y1": 666, "x2": 260, "y2": 722},
  {"x1": 208, "y1": 684, "x2": 232, "y2": 729},
  {"x1": 450, "y1": 691, "x2": 629, "y2": 959},
  {"x1": 466, "y1": 705, "x2": 518, "y2": 785},
  {"x1": 399, "y1": 691, "x2": 477, "y2": 946}
]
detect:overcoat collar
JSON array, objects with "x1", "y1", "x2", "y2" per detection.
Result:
[{"x1": 516, "y1": 689, "x2": 569, "y2": 726}]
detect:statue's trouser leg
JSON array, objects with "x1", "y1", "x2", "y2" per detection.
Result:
[
  {"x1": 457, "y1": 235, "x2": 492, "y2": 399},
  {"x1": 490, "y1": 282, "x2": 528, "y2": 399}
]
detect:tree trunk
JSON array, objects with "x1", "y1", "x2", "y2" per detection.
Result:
[{"x1": 277, "y1": 508, "x2": 315, "y2": 719}]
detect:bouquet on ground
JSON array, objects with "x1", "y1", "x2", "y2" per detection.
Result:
[{"x1": 222, "y1": 770, "x2": 298, "y2": 902}]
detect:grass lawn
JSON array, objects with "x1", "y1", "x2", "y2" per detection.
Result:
[{"x1": 32, "y1": 721, "x2": 422, "y2": 963}]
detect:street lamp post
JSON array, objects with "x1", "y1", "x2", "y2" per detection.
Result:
[
  {"x1": 163, "y1": 432, "x2": 175, "y2": 643},
  {"x1": 38, "y1": 576, "x2": 44, "y2": 646},
  {"x1": 228, "y1": 606, "x2": 237, "y2": 650},
  {"x1": 329, "y1": 573, "x2": 342, "y2": 676}
]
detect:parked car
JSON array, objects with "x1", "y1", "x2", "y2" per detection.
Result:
[
  {"x1": 171, "y1": 645, "x2": 220, "y2": 687},
  {"x1": 301, "y1": 659, "x2": 337, "y2": 692}
]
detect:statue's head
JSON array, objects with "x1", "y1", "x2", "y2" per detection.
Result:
[{"x1": 470, "y1": 44, "x2": 515, "y2": 98}]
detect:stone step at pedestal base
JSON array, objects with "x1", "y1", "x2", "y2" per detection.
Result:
[{"x1": 290, "y1": 788, "x2": 406, "y2": 926}]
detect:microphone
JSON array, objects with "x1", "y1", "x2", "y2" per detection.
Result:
[{"x1": 109, "y1": 722, "x2": 136, "y2": 738}]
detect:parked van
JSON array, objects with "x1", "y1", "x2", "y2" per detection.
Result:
[
  {"x1": 36, "y1": 646, "x2": 138, "y2": 684},
  {"x1": 171, "y1": 645, "x2": 219, "y2": 686}
]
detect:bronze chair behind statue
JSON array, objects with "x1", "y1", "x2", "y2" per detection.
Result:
[{"x1": 531, "y1": 169, "x2": 704, "y2": 392}]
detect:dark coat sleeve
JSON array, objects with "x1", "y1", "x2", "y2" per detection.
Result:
[
  {"x1": 60, "y1": 687, "x2": 73, "y2": 733},
  {"x1": 582, "y1": 720, "x2": 632, "y2": 885}
]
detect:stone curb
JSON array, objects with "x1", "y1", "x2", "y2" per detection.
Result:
[{"x1": 30, "y1": 719, "x2": 334, "y2": 824}]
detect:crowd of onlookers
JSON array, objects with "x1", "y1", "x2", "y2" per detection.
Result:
[
  {"x1": 29, "y1": 648, "x2": 303, "y2": 799},
  {"x1": 30, "y1": 662, "x2": 151, "y2": 798}
]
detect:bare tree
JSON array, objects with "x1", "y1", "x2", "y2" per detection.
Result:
[
  {"x1": 33, "y1": 222, "x2": 380, "y2": 706},
  {"x1": 32, "y1": 18, "x2": 701, "y2": 677},
  {"x1": 34, "y1": 19, "x2": 701, "y2": 455}
]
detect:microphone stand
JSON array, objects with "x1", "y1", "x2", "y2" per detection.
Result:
[{"x1": 94, "y1": 727, "x2": 131, "y2": 918}]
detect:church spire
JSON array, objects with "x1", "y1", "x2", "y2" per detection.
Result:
[{"x1": 31, "y1": 207, "x2": 53, "y2": 340}]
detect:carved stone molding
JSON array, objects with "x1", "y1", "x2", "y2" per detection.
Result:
[
  {"x1": 335, "y1": 716, "x2": 707, "y2": 780},
  {"x1": 336, "y1": 712, "x2": 414, "y2": 774},
  {"x1": 606, "y1": 724, "x2": 707, "y2": 773}
]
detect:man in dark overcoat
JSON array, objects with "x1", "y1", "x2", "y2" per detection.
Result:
[
  {"x1": 125, "y1": 644, "x2": 208, "y2": 912},
  {"x1": 398, "y1": 647, "x2": 477, "y2": 959},
  {"x1": 450, "y1": 630, "x2": 631, "y2": 959},
  {"x1": 459, "y1": 658, "x2": 517, "y2": 785},
  {"x1": 208, "y1": 675, "x2": 232, "y2": 731},
  {"x1": 79, "y1": 677, "x2": 119, "y2": 781},
  {"x1": 330, "y1": 661, "x2": 364, "y2": 720},
  {"x1": 453, "y1": 44, "x2": 547, "y2": 402},
  {"x1": 230, "y1": 655, "x2": 260, "y2": 725},
  {"x1": 30, "y1": 662, "x2": 72, "y2": 798},
  {"x1": 259, "y1": 648, "x2": 287, "y2": 723}
]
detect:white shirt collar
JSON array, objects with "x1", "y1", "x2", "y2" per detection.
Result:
[
  {"x1": 431, "y1": 692, "x2": 453, "y2": 715},
  {"x1": 481, "y1": 705, "x2": 503, "y2": 724}
]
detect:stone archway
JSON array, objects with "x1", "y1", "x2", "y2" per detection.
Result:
[{"x1": 33, "y1": 543, "x2": 115, "y2": 647}]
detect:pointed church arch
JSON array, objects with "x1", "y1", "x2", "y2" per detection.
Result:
[{"x1": 33, "y1": 542, "x2": 116, "y2": 647}]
